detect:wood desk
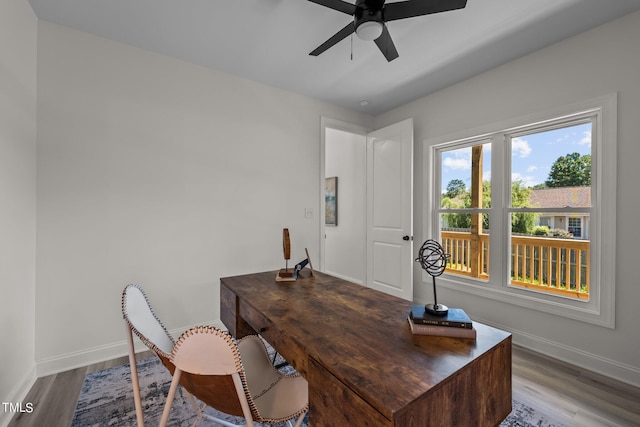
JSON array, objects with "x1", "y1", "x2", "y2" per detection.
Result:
[{"x1": 220, "y1": 271, "x2": 512, "y2": 427}]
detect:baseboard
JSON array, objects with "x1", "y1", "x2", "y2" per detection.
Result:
[
  {"x1": 36, "y1": 320, "x2": 226, "y2": 377},
  {"x1": 473, "y1": 315, "x2": 640, "y2": 389},
  {"x1": 1, "y1": 365, "x2": 37, "y2": 427},
  {"x1": 323, "y1": 270, "x2": 364, "y2": 286}
]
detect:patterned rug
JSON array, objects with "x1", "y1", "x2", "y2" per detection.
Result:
[{"x1": 71, "y1": 352, "x2": 566, "y2": 427}]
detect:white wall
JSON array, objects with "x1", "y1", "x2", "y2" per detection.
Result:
[
  {"x1": 324, "y1": 128, "x2": 366, "y2": 284},
  {"x1": 375, "y1": 10, "x2": 640, "y2": 386},
  {"x1": 9, "y1": 0, "x2": 640, "y2": 397},
  {"x1": 34, "y1": 21, "x2": 373, "y2": 373},
  {"x1": 0, "y1": 0, "x2": 38, "y2": 422}
]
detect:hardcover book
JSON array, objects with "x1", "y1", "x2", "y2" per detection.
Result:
[
  {"x1": 408, "y1": 317, "x2": 476, "y2": 340},
  {"x1": 409, "y1": 305, "x2": 472, "y2": 329}
]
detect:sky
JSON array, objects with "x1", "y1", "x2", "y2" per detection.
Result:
[{"x1": 441, "y1": 122, "x2": 592, "y2": 192}]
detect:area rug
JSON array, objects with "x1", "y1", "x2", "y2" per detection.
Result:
[{"x1": 71, "y1": 353, "x2": 566, "y2": 427}]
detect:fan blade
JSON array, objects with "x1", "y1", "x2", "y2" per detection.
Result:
[
  {"x1": 374, "y1": 24, "x2": 399, "y2": 62},
  {"x1": 384, "y1": 0, "x2": 467, "y2": 22},
  {"x1": 307, "y1": 0, "x2": 356, "y2": 15},
  {"x1": 309, "y1": 22, "x2": 355, "y2": 56}
]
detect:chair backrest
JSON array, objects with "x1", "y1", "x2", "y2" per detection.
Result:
[
  {"x1": 172, "y1": 326, "x2": 243, "y2": 376},
  {"x1": 166, "y1": 327, "x2": 307, "y2": 427},
  {"x1": 170, "y1": 326, "x2": 255, "y2": 420},
  {"x1": 122, "y1": 284, "x2": 174, "y2": 358}
]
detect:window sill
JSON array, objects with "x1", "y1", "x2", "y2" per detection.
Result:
[{"x1": 426, "y1": 271, "x2": 615, "y2": 329}]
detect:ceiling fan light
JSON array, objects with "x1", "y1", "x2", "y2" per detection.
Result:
[{"x1": 356, "y1": 21, "x2": 383, "y2": 41}]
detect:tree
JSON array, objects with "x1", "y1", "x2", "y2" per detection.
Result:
[
  {"x1": 445, "y1": 179, "x2": 466, "y2": 199},
  {"x1": 545, "y1": 152, "x2": 591, "y2": 188},
  {"x1": 511, "y1": 181, "x2": 536, "y2": 234},
  {"x1": 441, "y1": 196, "x2": 471, "y2": 229},
  {"x1": 441, "y1": 180, "x2": 490, "y2": 230},
  {"x1": 441, "y1": 180, "x2": 536, "y2": 234}
]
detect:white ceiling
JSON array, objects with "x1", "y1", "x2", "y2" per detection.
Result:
[{"x1": 27, "y1": 0, "x2": 640, "y2": 115}]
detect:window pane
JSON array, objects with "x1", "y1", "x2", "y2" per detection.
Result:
[
  {"x1": 510, "y1": 212, "x2": 590, "y2": 300},
  {"x1": 440, "y1": 213, "x2": 490, "y2": 280},
  {"x1": 510, "y1": 123, "x2": 592, "y2": 208},
  {"x1": 440, "y1": 142, "x2": 491, "y2": 209}
]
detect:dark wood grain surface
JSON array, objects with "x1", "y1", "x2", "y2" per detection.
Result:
[{"x1": 221, "y1": 270, "x2": 512, "y2": 426}]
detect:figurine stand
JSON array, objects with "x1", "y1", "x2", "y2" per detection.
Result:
[{"x1": 415, "y1": 239, "x2": 451, "y2": 316}]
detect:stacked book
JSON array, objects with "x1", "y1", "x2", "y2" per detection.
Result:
[{"x1": 408, "y1": 305, "x2": 476, "y2": 340}]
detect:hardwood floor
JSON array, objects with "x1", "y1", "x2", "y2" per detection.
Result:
[
  {"x1": 512, "y1": 347, "x2": 640, "y2": 427},
  {"x1": 8, "y1": 345, "x2": 640, "y2": 427}
]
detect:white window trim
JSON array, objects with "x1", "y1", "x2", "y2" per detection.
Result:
[{"x1": 423, "y1": 93, "x2": 617, "y2": 329}]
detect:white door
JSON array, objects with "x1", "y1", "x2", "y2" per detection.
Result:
[{"x1": 366, "y1": 118, "x2": 413, "y2": 301}]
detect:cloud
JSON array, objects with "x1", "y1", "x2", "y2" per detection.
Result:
[
  {"x1": 443, "y1": 157, "x2": 471, "y2": 170},
  {"x1": 512, "y1": 172, "x2": 538, "y2": 187},
  {"x1": 526, "y1": 165, "x2": 538, "y2": 173},
  {"x1": 579, "y1": 130, "x2": 592, "y2": 147},
  {"x1": 512, "y1": 137, "x2": 532, "y2": 158}
]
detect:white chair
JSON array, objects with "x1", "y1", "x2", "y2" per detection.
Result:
[
  {"x1": 122, "y1": 284, "x2": 308, "y2": 427},
  {"x1": 160, "y1": 325, "x2": 308, "y2": 427},
  {"x1": 122, "y1": 284, "x2": 177, "y2": 427}
]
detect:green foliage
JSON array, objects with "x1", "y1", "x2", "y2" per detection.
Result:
[
  {"x1": 533, "y1": 226, "x2": 550, "y2": 236},
  {"x1": 445, "y1": 179, "x2": 466, "y2": 199},
  {"x1": 441, "y1": 195, "x2": 471, "y2": 229},
  {"x1": 511, "y1": 181, "x2": 537, "y2": 234},
  {"x1": 441, "y1": 179, "x2": 544, "y2": 234},
  {"x1": 482, "y1": 181, "x2": 491, "y2": 209},
  {"x1": 547, "y1": 228, "x2": 574, "y2": 239},
  {"x1": 531, "y1": 226, "x2": 573, "y2": 239},
  {"x1": 511, "y1": 180, "x2": 531, "y2": 208},
  {"x1": 546, "y1": 152, "x2": 591, "y2": 188}
]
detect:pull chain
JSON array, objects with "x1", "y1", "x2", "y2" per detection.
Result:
[{"x1": 351, "y1": 33, "x2": 353, "y2": 60}]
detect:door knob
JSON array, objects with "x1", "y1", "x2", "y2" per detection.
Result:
[{"x1": 403, "y1": 235, "x2": 411, "y2": 241}]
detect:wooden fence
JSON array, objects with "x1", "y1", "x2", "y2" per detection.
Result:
[{"x1": 441, "y1": 231, "x2": 589, "y2": 299}]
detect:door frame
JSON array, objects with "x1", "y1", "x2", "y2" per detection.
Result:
[{"x1": 320, "y1": 117, "x2": 370, "y2": 278}]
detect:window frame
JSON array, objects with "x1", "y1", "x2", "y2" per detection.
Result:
[
  {"x1": 423, "y1": 94, "x2": 617, "y2": 328},
  {"x1": 568, "y1": 217, "x2": 582, "y2": 238}
]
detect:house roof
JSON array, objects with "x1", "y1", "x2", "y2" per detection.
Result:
[{"x1": 530, "y1": 187, "x2": 591, "y2": 208}]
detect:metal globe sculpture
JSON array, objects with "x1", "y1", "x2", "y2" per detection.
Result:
[{"x1": 415, "y1": 239, "x2": 450, "y2": 316}]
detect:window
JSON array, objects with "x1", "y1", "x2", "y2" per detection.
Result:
[
  {"x1": 426, "y1": 94, "x2": 617, "y2": 328},
  {"x1": 568, "y1": 217, "x2": 582, "y2": 238},
  {"x1": 439, "y1": 141, "x2": 491, "y2": 280}
]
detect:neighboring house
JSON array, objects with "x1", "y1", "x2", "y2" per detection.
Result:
[{"x1": 530, "y1": 187, "x2": 591, "y2": 239}]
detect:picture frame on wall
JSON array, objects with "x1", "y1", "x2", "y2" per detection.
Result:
[{"x1": 325, "y1": 177, "x2": 337, "y2": 226}]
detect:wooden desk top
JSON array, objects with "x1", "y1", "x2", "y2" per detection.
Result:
[{"x1": 221, "y1": 270, "x2": 512, "y2": 424}]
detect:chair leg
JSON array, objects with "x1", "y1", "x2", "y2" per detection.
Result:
[
  {"x1": 184, "y1": 391, "x2": 205, "y2": 427},
  {"x1": 232, "y1": 373, "x2": 255, "y2": 427},
  {"x1": 292, "y1": 411, "x2": 306, "y2": 427},
  {"x1": 159, "y1": 368, "x2": 182, "y2": 427},
  {"x1": 125, "y1": 324, "x2": 144, "y2": 427}
]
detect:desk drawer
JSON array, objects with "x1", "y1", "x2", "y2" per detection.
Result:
[
  {"x1": 239, "y1": 299, "x2": 271, "y2": 334},
  {"x1": 308, "y1": 356, "x2": 391, "y2": 426}
]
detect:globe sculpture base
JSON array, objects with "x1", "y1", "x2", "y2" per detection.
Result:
[{"x1": 425, "y1": 303, "x2": 448, "y2": 316}]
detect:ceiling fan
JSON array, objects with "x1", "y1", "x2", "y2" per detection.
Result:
[{"x1": 308, "y1": 0, "x2": 468, "y2": 62}]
